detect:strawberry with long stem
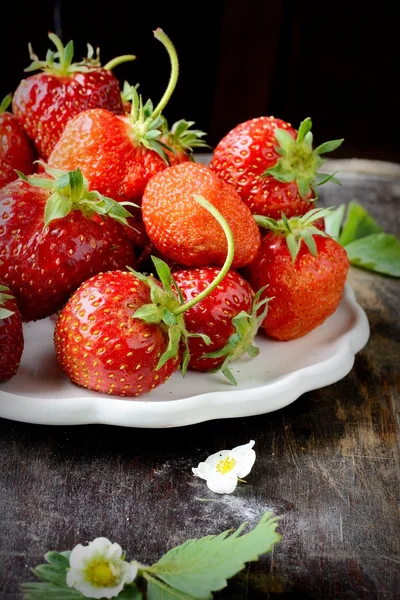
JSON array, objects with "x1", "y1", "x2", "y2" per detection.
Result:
[
  {"x1": 55, "y1": 195, "x2": 264, "y2": 395},
  {"x1": 12, "y1": 32, "x2": 135, "y2": 159},
  {"x1": 48, "y1": 29, "x2": 183, "y2": 204}
]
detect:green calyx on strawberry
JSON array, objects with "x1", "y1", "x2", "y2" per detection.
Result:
[
  {"x1": 263, "y1": 118, "x2": 344, "y2": 199},
  {"x1": 0, "y1": 94, "x2": 12, "y2": 114},
  {"x1": 202, "y1": 286, "x2": 269, "y2": 385},
  {"x1": 124, "y1": 28, "x2": 180, "y2": 162},
  {"x1": 161, "y1": 118, "x2": 209, "y2": 155},
  {"x1": 16, "y1": 165, "x2": 136, "y2": 230},
  {"x1": 255, "y1": 207, "x2": 333, "y2": 262},
  {"x1": 130, "y1": 194, "x2": 236, "y2": 377},
  {"x1": 24, "y1": 32, "x2": 135, "y2": 77},
  {"x1": 0, "y1": 284, "x2": 15, "y2": 320}
]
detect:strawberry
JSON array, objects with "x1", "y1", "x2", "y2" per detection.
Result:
[
  {"x1": 54, "y1": 194, "x2": 261, "y2": 395},
  {"x1": 48, "y1": 30, "x2": 182, "y2": 204},
  {"x1": 12, "y1": 33, "x2": 135, "y2": 159},
  {"x1": 142, "y1": 162, "x2": 261, "y2": 268},
  {"x1": 0, "y1": 284, "x2": 24, "y2": 382},
  {"x1": 54, "y1": 270, "x2": 181, "y2": 396},
  {"x1": 173, "y1": 268, "x2": 268, "y2": 383},
  {"x1": 0, "y1": 94, "x2": 36, "y2": 189},
  {"x1": 210, "y1": 117, "x2": 343, "y2": 220},
  {"x1": 246, "y1": 208, "x2": 349, "y2": 340},
  {"x1": 0, "y1": 167, "x2": 136, "y2": 321}
]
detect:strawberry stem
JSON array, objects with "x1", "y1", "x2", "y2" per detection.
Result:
[
  {"x1": 151, "y1": 29, "x2": 179, "y2": 119},
  {"x1": 173, "y1": 195, "x2": 235, "y2": 316},
  {"x1": 104, "y1": 55, "x2": 136, "y2": 70}
]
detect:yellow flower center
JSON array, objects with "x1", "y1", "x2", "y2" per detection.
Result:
[
  {"x1": 85, "y1": 560, "x2": 118, "y2": 587},
  {"x1": 216, "y1": 456, "x2": 236, "y2": 474}
]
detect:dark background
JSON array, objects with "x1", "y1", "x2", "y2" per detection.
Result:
[{"x1": 3, "y1": 1, "x2": 400, "y2": 161}]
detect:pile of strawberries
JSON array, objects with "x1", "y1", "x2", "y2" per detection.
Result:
[{"x1": 0, "y1": 30, "x2": 349, "y2": 398}]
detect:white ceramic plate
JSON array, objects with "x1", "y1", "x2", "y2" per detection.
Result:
[{"x1": 0, "y1": 283, "x2": 369, "y2": 428}]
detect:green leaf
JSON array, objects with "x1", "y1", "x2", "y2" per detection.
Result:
[
  {"x1": 32, "y1": 564, "x2": 67, "y2": 587},
  {"x1": 315, "y1": 171, "x2": 341, "y2": 186},
  {"x1": 44, "y1": 552, "x2": 70, "y2": 568},
  {"x1": 68, "y1": 169, "x2": 85, "y2": 202},
  {"x1": 296, "y1": 117, "x2": 312, "y2": 143},
  {"x1": 297, "y1": 177, "x2": 312, "y2": 199},
  {"x1": 117, "y1": 585, "x2": 144, "y2": 599},
  {"x1": 274, "y1": 128, "x2": 296, "y2": 153},
  {"x1": 221, "y1": 364, "x2": 237, "y2": 386},
  {"x1": 44, "y1": 193, "x2": 73, "y2": 228},
  {"x1": 133, "y1": 303, "x2": 163, "y2": 323},
  {"x1": 299, "y1": 229, "x2": 317, "y2": 256},
  {"x1": 0, "y1": 93, "x2": 12, "y2": 113},
  {"x1": 0, "y1": 307, "x2": 14, "y2": 319},
  {"x1": 153, "y1": 257, "x2": 173, "y2": 293},
  {"x1": 21, "y1": 582, "x2": 84, "y2": 599},
  {"x1": 286, "y1": 233, "x2": 300, "y2": 262},
  {"x1": 339, "y1": 201, "x2": 383, "y2": 246},
  {"x1": 146, "y1": 574, "x2": 196, "y2": 599},
  {"x1": 324, "y1": 204, "x2": 346, "y2": 239},
  {"x1": 314, "y1": 138, "x2": 344, "y2": 155},
  {"x1": 162, "y1": 308, "x2": 178, "y2": 326},
  {"x1": 157, "y1": 325, "x2": 181, "y2": 370},
  {"x1": 345, "y1": 233, "x2": 400, "y2": 277},
  {"x1": 149, "y1": 512, "x2": 281, "y2": 599}
]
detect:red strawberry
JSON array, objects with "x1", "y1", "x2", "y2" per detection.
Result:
[
  {"x1": 54, "y1": 194, "x2": 261, "y2": 395},
  {"x1": 48, "y1": 30, "x2": 183, "y2": 204},
  {"x1": 54, "y1": 270, "x2": 181, "y2": 396},
  {"x1": 142, "y1": 161, "x2": 261, "y2": 268},
  {"x1": 0, "y1": 167, "x2": 136, "y2": 321},
  {"x1": 173, "y1": 268, "x2": 268, "y2": 383},
  {"x1": 0, "y1": 94, "x2": 36, "y2": 189},
  {"x1": 210, "y1": 117, "x2": 343, "y2": 219},
  {"x1": 246, "y1": 208, "x2": 349, "y2": 340},
  {"x1": 0, "y1": 284, "x2": 24, "y2": 382},
  {"x1": 12, "y1": 33, "x2": 135, "y2": 159}
]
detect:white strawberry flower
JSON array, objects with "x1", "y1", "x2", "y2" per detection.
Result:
[
  {"x1": 192, "y1": 440, "x2": 256, "y2": 494},
  {"x1": 66, "y1": 537, "x2": 137, "y2": 599}
]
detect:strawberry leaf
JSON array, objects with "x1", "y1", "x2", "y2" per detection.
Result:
[
  {"x1": 314, "y1": 139, "x2": 344, "y2": 155},
  {"x1": 147, "y1": 512, "x2": 281, "y2": 599},
  {"x1": 345, "y1": 233, "x2": 400, "y2": 277},
  {"x1": 157, "y1": 325, "x2": 181, "y2": 370},
  {"x1": 338, "y1": 201, "x2": 383, "y2": 246}
]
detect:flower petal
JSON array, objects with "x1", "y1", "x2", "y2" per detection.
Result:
[
  {"x1": 206, "y1": 469, "x2": 238, "y2": 494},
  {"x1": 192, "y1": 461, "x2": 212, "y2": 480},
  {"x1": 71, "y1": 579, "x2": 125, "y2": 599},
  {"x1": 231, "y1": 440, "x2": 256, "y2": 478}
]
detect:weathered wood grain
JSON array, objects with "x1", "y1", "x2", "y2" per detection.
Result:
[{"x1": 0, "y1": 160, "x2": 399, "y2": 599}]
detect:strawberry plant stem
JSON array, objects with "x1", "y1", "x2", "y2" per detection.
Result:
[
  {"x1": 174, "y1": 195, "x2": 235, "y2": 316},
  {"x1": 151, "y1": 29, "x2": 179, "y2": 119},
  {"x1": 104, "y1": 55, "x2": 136, "y2": 70}
]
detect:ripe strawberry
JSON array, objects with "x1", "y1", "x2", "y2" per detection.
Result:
[
  {"x1": 246, "y1": 208, "x2": 349, "y2": 340},
  {"x1": 55, "y1": 195, "x2": 261, "y2": 395},
  {"x1": 142, "y1": 162, "x2": 261, "y2": 268},
  {"x1": 173, "y1": 268, "x2": 268, "y2": 383},
  {"x1": 0, "y1": 94, "x2": 36, "y2": 189},
  {"x1": 210, "y1": 117, "x2": 343, "y2": 219},
  {"x1": 12, "y1": 33, "x2": 135, "y2": 159},
  {"x1": 0, "y1": 284, "x2": 24, "y2": 382},
  {"x1": 54, "y1": 270, "x2": 181, "y2": 396},
  {"x1": 48, "y1": 30, "x2": 182, "y2": 204},
  {"x1": 0, "y1": 167, "x2": 136, "y2": 321}
]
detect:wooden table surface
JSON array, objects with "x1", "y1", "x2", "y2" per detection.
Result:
[{"x1": 0, "y1": 159, "x2": 399, "y2": 600}]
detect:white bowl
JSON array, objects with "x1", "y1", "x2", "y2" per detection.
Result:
[{"x1": 0, "y1": 283, "x2": 369, "y2": 428}]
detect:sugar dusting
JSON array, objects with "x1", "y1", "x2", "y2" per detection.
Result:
[{"x1": 194, "y1": 491, "x2": 275, "y2": 526}]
